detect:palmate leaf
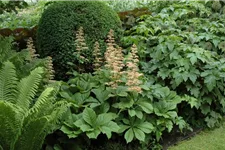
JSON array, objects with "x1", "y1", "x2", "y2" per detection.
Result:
[
  {"x1": 0, "y1": 61, "x2": 18, "y2": 103},
  {"x1": 16, "y1": 67, "x2": 44, "y2": 111},
  {"x1": 0, "y1": 101, "x2": 23, "y2": 150}
]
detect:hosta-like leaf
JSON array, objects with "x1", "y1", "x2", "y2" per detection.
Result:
[
  {"x1": 60, "y1": 125, "x2": 81, "y2": 138},
  {"x1": 82, "y1": 108, "x2": 97, "y2": 126},
  {"x1": 92, "y1": 88, "x2": 111, "y2": 102},
  {"x1": 95, "y1": 113, "x2": 117, "y2": 125},
  {"x1": 137, "y1": 121, "x2": 154, "y2": 134},
  {"x1": 137, "y1": 101, "x2": 153, "y2": 114},
  {"x1": 125, "y1": 128, "x2": 134, "y2": 143},
  {"x1": 128, "y1": 109, "x2": 136, "y2": 117},
  {"x1": 133, "y1": 128, "x2": 145, "y2": 142},
  {"x1": 86, "y1": 129, "x2": 101, "y2": 139},
  {"x1": 100, "y1": 126, "x2": 112, "y2": 139}
]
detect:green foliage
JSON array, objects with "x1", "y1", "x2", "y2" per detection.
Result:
[
  {"x1": 0, "y1": 1, "x2": 48, "y2": 29},
  {"x1": 0, "y1": 1, "x2": 28, "y2": 14},
  {"x1": 0, "y1": 61, "x2": 69, "y2": 150},
  {"x1": 58, "y1": 71, "x2": 189, "y2": 148},
  {"x1": 123, "y1": 1, "x2": 225, "y2": 128},
  {"x1": 0, "y1": 36, "x2": 53, "y2": 82},
  {"x1": 37, "y1": 1, "x2": 122, "y2": 80}
]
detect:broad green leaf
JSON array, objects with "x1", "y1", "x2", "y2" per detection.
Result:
[
  {"x1": 183, "y1": 95, "x2": 199, "y2": 108},
  {"x1": 165, "y1": 120, "x2": 173, "y2": 132},
  {"x1": 128, "y1": 109, "x2": 136, "y2": 117},
  {"x1": 125, "y1": 128, "x2": 134, "y2": 143},
  {"x1": 137, "y1": 122, "x2": 154, "y2": 134},
  {"x1": 96, "y1": 113, "x2": 117, "y2": 125},
  {"x1": 72, "y1": 92, "x2": 90, "y2": 105},
  {"x1": 80, "y1": 124, "x2": 93, "y2": 132},
  {"x1": 86, "y1": 129, "x2": 101, "y2": 139},
  {"x1": 137, "y1": 101, "x2": 153, "y2": 114},
  {"x1": 167, "y1": 111, "x2": 177, "y2": 119},
  {"x1": 135, "y1": 110, "x2": 143, "y2": 119},
  {"x1": 112, "y1": 98, "x2": 134, "y2": 109},
  {"x1": 60, "y1": 92, "x2": 71, "y2": 100},
  {"x1": 60, "y1": 126, "x2": 81, "y2": 138},
  {"x1": 92, "y1": 88, "x2": 111, "y2": 102},
  {"x1": 106, "y1": 121, "x2": 120, "y2": 132},
  {"x1": 175, "y1": 117, "x2": 187, "y2": 130},
  {"x1": 83, "y1": 108, "x2": 96, "y2": 126},
  {"x1": 190, "y1": 87, "x2": 200, "y2": 97},
  {"x1": 100, "y1": 126, "x2": 112, "y2": 139},
  {"x1": 115, "y1": 86, "x2": 128, "y2": 97},
  {"x1": 118, "y1": 124, "x2": 130, "y2": 133},
  {"x1": 188, "y1": 73, "x2": 197, "y2": 84},
  {"x1": 133, "y1": 128, "x2": 145, "y2": 142},
  {"x1": 187, "y1": 53, "x2": 197, "y2": 65},
  {"x1": 204, "y1": 75, "x2": 217, "y2": 91},
  {"x1": 201, "y1": 104, "x2": 211, "y2": 115},
  {"x1": 166, "y1": 42, "x2": 174, "y2": 51}
]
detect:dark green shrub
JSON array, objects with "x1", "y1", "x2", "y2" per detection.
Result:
[{"x1": 37, "y1": 1, "x2": 122, "y2": 80}]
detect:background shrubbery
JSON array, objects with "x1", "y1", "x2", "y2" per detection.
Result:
[{"x1": 37, "y1": 1, "x2": 122, "y2": 80}]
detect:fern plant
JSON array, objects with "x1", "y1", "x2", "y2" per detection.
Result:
[
  {"x1": 0, "y1": 36, "x2": 54, "y2": 82},
  {"x1": 0, "y1": 61, "x2": 69, "y2": 150}
]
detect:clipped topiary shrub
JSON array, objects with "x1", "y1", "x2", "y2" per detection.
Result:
[{"x1": 37, "y1": 1, "x2": 122, "y2": 80}]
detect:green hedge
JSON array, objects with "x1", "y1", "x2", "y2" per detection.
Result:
[{"x1": 37, "y1": 1, "x2": 122, "y2": 80}]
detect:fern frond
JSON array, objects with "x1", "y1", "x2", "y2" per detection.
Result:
[
  {"x1": 0, "y1": 101, "x2": 24, "y2": 150},
  {"x1": 16, "y1": 67, "x2": 44, "y2": 111},
  {"x1": 0, "y1": 61, "x2": 18, "y2": 103},
  {"x1": 0, "y1": 36, "x2": 14, "y2": 65},
  {"x1": 29, "y1": 87, "x2": 54, "y2": 115},
  {"x1": 47, "y1": 101, "x2": 71, "y2": 130},
  {"x1": 15, "y1": 116, "x2": 50, "y2": 150}
]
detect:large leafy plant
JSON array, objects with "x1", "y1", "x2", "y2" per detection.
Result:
[
  {"x1": 0, "y1": 61, "x2": 69, "y2": 150},
  {"x1": 59, "y1": 71, "x2": 189, "y2": 148},
  {"x1": 123, "y1": 1, "x2": 225, "y2": 128}
]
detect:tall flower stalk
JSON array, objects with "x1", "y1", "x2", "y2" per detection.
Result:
[
  {"x1": 125, "y1": 44, "x2": 143, "y2": 93},
  {"x1": 104, "y1": 29, "x2": 124, "y2": 89}
]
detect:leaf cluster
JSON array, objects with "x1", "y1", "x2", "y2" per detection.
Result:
[
  {"x1": 0, "y1": 61, "x2": 69, "y2": 150},
  {"x1": 123, "y1": 1, "x2": 225, "y2": 128},
  {"x1": 58, "y1": 71, "x2": 189, "y2": 148}
]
